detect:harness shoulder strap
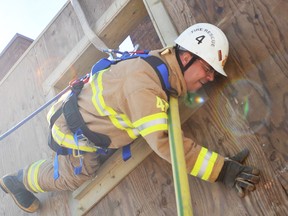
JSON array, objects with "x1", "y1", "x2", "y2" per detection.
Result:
[
  {"x1": 91, "y1": 58, "x2": 113, "y2": 75},
  {"x1": 62, "y1": 91, "x2": 111, "y2": 149},
  {"x1": 119, "y1": 55, "x2": 171, "y2": 160},
  {"x1": 141, "y1": 55, "x2": 171, "y2": 96},
  {"x1": 92, "y1": 53, "x2": 171, "y2": 96}
]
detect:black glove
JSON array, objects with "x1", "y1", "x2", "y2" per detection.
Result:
[{"x1": 216, "y1": 148, "x2": 260, "y2": 197}]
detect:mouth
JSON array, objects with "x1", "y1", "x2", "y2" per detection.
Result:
[{"x1": 199, "y1": 80, "x2": 205, "y2": 85}]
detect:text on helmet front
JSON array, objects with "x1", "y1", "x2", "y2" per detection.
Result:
[{"x1": 191, "y1": 28, "x2": 216, "y2": 47}]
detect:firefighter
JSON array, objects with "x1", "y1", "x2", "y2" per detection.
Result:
[{"x1": 0, "y1": 23, "x2": 260, "y2": 213}]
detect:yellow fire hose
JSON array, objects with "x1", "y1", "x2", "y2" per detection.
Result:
[{"x1": 168, "y1": 96, "x2": 193, "y2": 216}]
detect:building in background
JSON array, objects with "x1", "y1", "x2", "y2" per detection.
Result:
[{"x1": 0, "y1": 33, "x2": 33, "y2": 80}]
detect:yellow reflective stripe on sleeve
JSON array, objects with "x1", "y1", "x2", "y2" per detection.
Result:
[
  {"x1": 90, "y1": 70, "x2": 107, "y2": 116},
  {"x1": 190, "y1": 148, "x2": 208, "y2": 177},
  {"x1": 133, "y1": 113, "x2": 167, "y2": 127},
  {"x1": 133, "y1": 113, "x2": 168, "y2": 136},
  {"x1": 190, "y1": 147, "x2": 218, "y2": 181},
  {"x1": 139, "y1": 124, "x2": 168, "y2": 137},
  {"x1": 27, "y1": 160, "x2": 46, "y2": 193},
  {"x1": 116, "y1": 114, "x2": 139, "y2": 139},
  {"x1": 52, "y1": 124, "x2": 74, "y2": 145},
  {"x1": 202, "y1": 152, "x2": 218, "y2": 180},
  {"x1": 51, "y1": 125, "x2": 97, "y2": 152},
  {"x1": 90, "y1": 70, "x2": 139, "y2": 139}
]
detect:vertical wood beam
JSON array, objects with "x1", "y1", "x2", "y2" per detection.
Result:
[{"x1": 143, "y1": 0, "x2": 178, "y2": 46}]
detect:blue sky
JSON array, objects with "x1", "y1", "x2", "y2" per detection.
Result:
[{"x1": 0, "y1": 0, "x2": 67, "y2": 53}]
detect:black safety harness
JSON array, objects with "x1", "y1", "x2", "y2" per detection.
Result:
[{"x1": 48, "y1": 51, "x2": 173, "y2": 179}]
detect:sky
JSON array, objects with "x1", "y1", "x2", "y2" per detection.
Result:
[
  {"x1": 0, "y1": 0, "x2": 134, "y2": 55},
  {"x1": 0, "y1": 0, "x2": 68, "y2": 54}
]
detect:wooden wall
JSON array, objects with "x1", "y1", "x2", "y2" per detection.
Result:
[
  {"x1": 0, "y1": 0, "x2": 287, "y2": 215},
  {"x1": 88, "y1": 0, "x2": 288, "y2": 215},
  {"x1": 0, "y1": 0, "x2": 148, "y2": 215},
  {"x1": 0, "y1": 2, "x2": 81, "y2": 215}
]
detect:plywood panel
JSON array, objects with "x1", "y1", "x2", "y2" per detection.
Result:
[
  {"x1": 0, "y1": 1, "x2": 115, "y2": 215},
  {"x1": 86, "y1": 150, "x2": 288, "y2": 216},
  {"x1": 219, "y1": 0, "x2": 288, "y2": 192},
  {"x1": 84, "y1": 86, "x2": 287, "y2": 215},
  {"x1": 163, "y1": 0, "x2": 288, "y2": 198},
  {"x1": 86, "y1": 153, "x2": 177, "y2": 216},
  {"x1": 86, "y1": 0, "x2": 288, "y2": 215},
  {"x1": 1, "y1": 0, "x2": 287, "y2": 215},
  {"x1": 182, "y1": 81, "x2": 288, "y2": 215}
]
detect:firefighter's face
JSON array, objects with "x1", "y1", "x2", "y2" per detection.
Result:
[{"x1": 181, "y1": 53, "x2": 215, "y2": 92}]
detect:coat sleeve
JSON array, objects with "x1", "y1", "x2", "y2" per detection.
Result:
[{"x1": 123, "y1": 86, "x2": 224, "y2": 182}]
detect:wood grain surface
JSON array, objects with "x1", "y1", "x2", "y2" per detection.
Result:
[
  {"x1": 0, "y1": 0, "x2": 287, "y2": 215},
  {"x1": 87, "y1": 0, "x2": 288, "y2": 215}
]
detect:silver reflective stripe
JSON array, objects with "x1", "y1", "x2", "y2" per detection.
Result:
[
  {"x1": 115, "y1": 115, "x2": 140, "y2": 138},
  {"x1": 196, "y1": 151, "x2": 213, "y2": 178},
  {"x1": 95, "y1": 77, "x2": 109, "y2": 116},
  {"x1": 190, "y1": 147, "x2": 218, "y2": 181},
  {"x1": 137, "y1": 118, "x2": 167, "y2": 131},
  {"x1": 27, "y1": 160, "x2": 46, "y2": 193},
  {"x1": 52, "y1": 125, "x2": 75, "y2": 145}
]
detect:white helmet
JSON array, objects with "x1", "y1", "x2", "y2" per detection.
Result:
[{"x1": 175, "y1": 23, "x2": 229, "y2": 76}]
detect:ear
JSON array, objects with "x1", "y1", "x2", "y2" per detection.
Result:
[{"x1": 180, "y1": 52, "x2": 193, "y2": 66}]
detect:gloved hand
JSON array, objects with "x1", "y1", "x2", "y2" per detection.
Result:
[{"x1": 216, "y1": 148, "x2": 260, "y2": 197}]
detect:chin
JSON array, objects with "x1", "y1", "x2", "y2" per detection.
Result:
[{"x1": 188, "y1": 86, "x2": 202, "y2": 93}]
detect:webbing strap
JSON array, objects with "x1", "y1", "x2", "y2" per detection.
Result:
[
  {"x1": 122, "y1": 144, "x2": 132, "y2": 161},
  {"x1": 142, "y1": 56, "x2": 171, "y2": 96},
  {"x1": 53, "y1": 128, "x2": 85, "y2": 180},
  {"x1": 53, "y1": 151, "x2": 60, "y2": 180},
  {"x1": 91, "y1": 54, "x2": 171, "y2": 95},
  {"x1": 53, "y1": 152, "x2": 84, "y2": 180},
  {"x1": 73, "y1": 128, "x2": 84, "y2": 175},
  {"x1": 91, "y1": 58, "x2": 112, "y2": 75},
  {"x1": 49, "y1": 108, "x2": 62, "y2": 129},
  {"x1": 63, "y1": 84, "x2": 111, "y2": 149}
]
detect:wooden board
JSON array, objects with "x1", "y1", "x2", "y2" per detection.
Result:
[
  {"x1": 163, "y1": 0, "x2": 288, "y2": 202},
  {"x1": 85, "y1": 0, "x2": 288, "y2": 215},
  {"x1": 1, "y1": 0, "x2": 287, "y2": 215},
  {"x1": 85, "y1": 153, "x2": 177, "y2": 216}
]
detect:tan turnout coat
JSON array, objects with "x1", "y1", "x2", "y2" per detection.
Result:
[{"x1": 24, "y1": 47, "x2": 224, "y2": 193}]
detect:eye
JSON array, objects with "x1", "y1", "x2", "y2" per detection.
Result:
[{"x1": 198, "y1": 59, "x2": 215, "y2": 75}]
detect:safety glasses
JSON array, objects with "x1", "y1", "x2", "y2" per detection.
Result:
[{"x1": 198, "y1": 59, "x2": 216, "y2": 76}]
